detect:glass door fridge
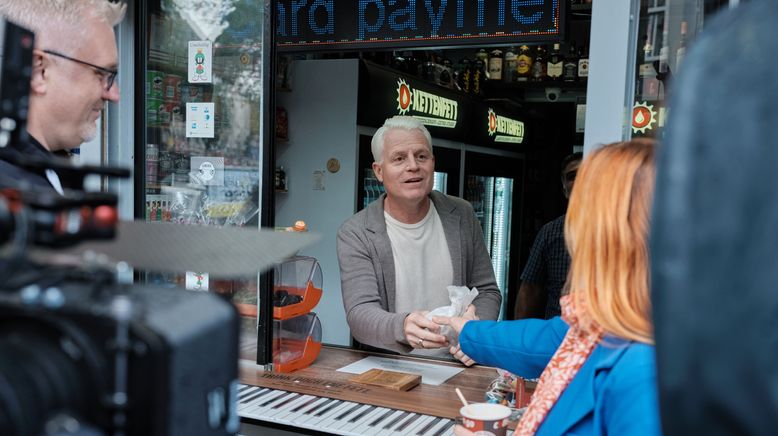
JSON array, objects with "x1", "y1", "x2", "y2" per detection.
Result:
[
  {"x1": 463, "y1": 151, "x2": 523, "y2": 320},
  {"x1": 136, "y1": 0, "x2": 273, "y2": 362}
]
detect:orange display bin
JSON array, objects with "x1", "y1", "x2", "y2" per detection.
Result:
[
  {"x1": 273, "y1": 312, "x2": 322, "y2": 373},
  {"x1": 272, "y1": 256, "x2": 323, "y2": 320}
]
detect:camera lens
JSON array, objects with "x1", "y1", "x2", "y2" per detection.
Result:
[{"x1": 0, "y1": 320, "x2": 103, "y2": 436}]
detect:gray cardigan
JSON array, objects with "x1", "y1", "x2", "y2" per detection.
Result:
[{"x1": 336, "y1": 191, "x2": 502, "y2": 354}]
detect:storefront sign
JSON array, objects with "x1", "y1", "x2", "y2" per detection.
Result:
[
  {"x1": 487, "y1": 108, "x2": 524, "y2": 143},
  {"x1": 632, "y1": 101, "x2": 657, "y2": 134},
  {"x1": 278, "y1": 0, "x2": 565, "y2": 51},
  {"x1": 396, "y1": 79, "x2": 459, "y2": 128}
]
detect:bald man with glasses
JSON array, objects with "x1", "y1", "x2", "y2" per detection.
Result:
[{"x1": 0, "y1": 0, "x2": 126, "y2": 193}]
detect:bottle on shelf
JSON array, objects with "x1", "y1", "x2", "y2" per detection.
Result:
[
  {"x1": 275, "y1": 166, "x2": 287, "y2": 191},
  {"x1": 563, "y1": 42, "x2": 579, "y2": 82},
  {"x1": 530, "y1": 45, "x2": 547, "y2": 82},
  {"x1": 516, "y1": 45, "x2": 533, "y2": 82},
  {"x1": 577, "y1": 42, "x2": 589, "y2": 81},
  {"x1": 503, "y1": 47, "x2": 517, "y2": 83},
  {"x1": 547, "y1": 43, "x2": 563, "y2": 81},
  {"x1": 472, "y1": 56, "x2": 485, "y2": 95},
  {"x1": 475, "y1": 48, "x2": 489, "y2": 78},
  {"x1": 488, "y1": 49, "x2": 504, "y2": 81},
  {"x1": 658, "y1": 29, "x2": 670, "y2": 74},
  {"x1": 676, "y1": 21, "x2": 688, "y2": 71}
]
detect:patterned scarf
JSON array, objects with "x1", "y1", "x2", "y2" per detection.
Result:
[{"x1": 514, "y1": 295, "x2": 604, "y2": 435}]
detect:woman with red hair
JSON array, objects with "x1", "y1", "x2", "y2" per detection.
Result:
[{"x1": 436, "y1": 139, "x2": 660, "y2": 435}]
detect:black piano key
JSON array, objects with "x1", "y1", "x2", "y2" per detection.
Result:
[
  {"x1": 335, "y1": 403, "x2": 363, "y2": 420},
  {"x1": 238, "y1": 385, "x2": 252, "y2": 393},
  {"x1": 348, "y1": 405, "x2": 376, "y2": 423},
  {"x1": 418, "y1": 417, "x2": 442, "y2": 435},
  {"x1": 384, "y1": 411, "x2": 409, "y2": 429},
  {"x1": 435, "y1": 419, "x2": 454, "y2": 436},
  {"x1": 395, "y1": 413, "x2": 420, "y2": 432},
  {"x1": 369, "y1": 409, "x2": 395, "y2": 427},
  {"x1": 260, "y1": 392, "x2": 291, "y2": 408},
  {"x1": 291, "y1": 396, "x2": 319, "y2": 413},
  {"x1": 238, "y1": 387, "x2": 258, "y2": 400},
  {"x1": 315, "y1": 400, "x2": 343, "y2": 417},
  {"x1": 304, "y1": 398, "x2": 333, "y2": 415},
  {"x1": 240, "y1": 388, "x2": 271, "y2": 404},
  {"x1": 272, "y1": 393, "x2": 301, "y2": 409}
]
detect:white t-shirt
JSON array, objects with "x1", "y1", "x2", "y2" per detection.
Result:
[{"x1": 385, "y1": 202, "x2": 453, "y2": 357}]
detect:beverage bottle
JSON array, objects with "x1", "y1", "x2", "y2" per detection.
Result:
[
  {"x1": 547, "y1": 43, "x2": 563, "y2": 81},
  {"x1": 577, "y1": 42, "x2": 589, "y2": 81},
  {"x1": 459, "y1": 58, "x2": 472, "y2": 93},
  {"x1": 530, "y1": 46, "x2": 547, "y2": 82},
  {"x1": 503, "y1": 47, "x2": 517, "y2": 83},
  {"x1": 658, "y1": 29, "x2": 670, "y2": 74},
  {"x1": 676, "y1": 21, "x2": 688, "y2": 71},
  {"x1": 516, "y1": 45, "x2": 533, "y2": 81},
  {"x1": 472, "y1": 58, "x2": 485, "y2": 95},
  {"x1": 488, "y1": 49, "x2": 504, "y2": 81},
  {"x1": 563, "y1": 42, "x2": 579, "y2": 82}
]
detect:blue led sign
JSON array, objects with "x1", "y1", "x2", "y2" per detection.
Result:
[{"x1": 277, "y1": 0, "x2": 564, "y2": 51}]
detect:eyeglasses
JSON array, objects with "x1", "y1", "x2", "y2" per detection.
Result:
[{"x1": 43, "y1": 49, "x2": 118, "y2": 91}]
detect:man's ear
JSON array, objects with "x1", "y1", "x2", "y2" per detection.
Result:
[
  {"x1": 372, "y1": 161, "x2": 383, "y2": 183},
  {"x1": 29, "y1": 49, "x2": 48, "y2": 94}
]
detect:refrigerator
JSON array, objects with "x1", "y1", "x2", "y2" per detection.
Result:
[{"x1": 135, "y1": 0, "x2": 274, "y2": 362}]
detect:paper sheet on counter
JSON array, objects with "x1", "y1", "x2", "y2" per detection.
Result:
[{"x1": 337, "y1": 356, "x2": 463, "y2": 386}]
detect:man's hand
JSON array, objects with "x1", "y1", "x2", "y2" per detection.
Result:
[{"x1": 404, "y1": 311, "x2": 448, "y2": 349}]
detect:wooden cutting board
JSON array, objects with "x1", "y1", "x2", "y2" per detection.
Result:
[{"x1": 350, "y1": 368, "x2": 422, "y2": 391}]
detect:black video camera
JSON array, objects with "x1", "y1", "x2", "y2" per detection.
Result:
[{"x1": 0, "y1": 18, "x2": 239, "y2": 436}]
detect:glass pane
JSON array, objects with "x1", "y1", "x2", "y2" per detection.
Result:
[
  {"x1": 141, "y1": 0, "x2": 267, "y2": 355},
  {"x1": 631, "y1": 0, "x2": 730, "y2": 139}
]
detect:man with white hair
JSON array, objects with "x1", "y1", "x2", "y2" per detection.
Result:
[
  {"x1": 337, "y1": 116, "x2": 502, "y2": 364},
  {"x1": 0, "y1": 0, "x2": 126, "y2": 193}
]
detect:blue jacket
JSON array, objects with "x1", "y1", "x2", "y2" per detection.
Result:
[{"x1": 460, "y1": 317, "x2": 661, "y2": 435}]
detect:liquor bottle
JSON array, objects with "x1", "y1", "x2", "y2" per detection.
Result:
[
  {"x1": 472, "y1": 57, "x2": 485, "y2": 95},
  {"x1": 488, "y1": 49, "x2": 504, "y2": 81},
  {"x1": 503, "y1": 47, "x2": 517, "y2": 83},
  {"x1": 459, "y1": 58, "x2": 472, "y2": 93},
  {"x1": 475, "y1": 48, "x2": 489, "y2": 78},
  {"x1": 676, "y1": 21, "x2": 688, "y2": 71},
  {"x1": 658, "y1": 29, "x2": 670, "y2": 74},
  {"x1": 530, "y1": 46, "x2": 546, "y2": 82},
  {"x1": 563, "y1": 42, "x2": 578, "y2": 82},
  {"x1": 516, "y1": 45, "x2": 533, "y2": 82},
  {"x1": 547, "y1": 43, "x2": 563, "y2": 81},
  {"x1": 577, "y1": 42, "x2": 589, "y2": 81}
]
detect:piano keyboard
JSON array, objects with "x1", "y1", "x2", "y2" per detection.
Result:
[{"x1": 237, "y1": 383, "x2": 457, "y2": 436}]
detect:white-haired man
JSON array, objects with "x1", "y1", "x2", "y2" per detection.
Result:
[
  {"x1": 337, "y1": 116, "x2": 501, "y2": 364},
  {"x1": 0, "y1": 0, "x2": 126, "y2": 193}
]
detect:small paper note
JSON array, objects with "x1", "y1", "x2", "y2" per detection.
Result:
[
  {"x1": 186, "y1": 102, "x2": 215, "y2": 138},
  {"x1": 188, "y1": 40, "x2": 213, "y2": 83}
]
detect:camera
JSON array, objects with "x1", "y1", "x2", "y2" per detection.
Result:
[
  {"x1": 545, "y1": 87, "x2": 562, "y2": 102},
  {"x1": 0, "y1": 17, "x2": 239, "y2": 436}
]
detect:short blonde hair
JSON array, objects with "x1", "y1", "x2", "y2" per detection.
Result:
[
  {"x1": 0, "y1": 0, "x2": 126, "y2": 51},
  {"x1": 565, "y1": 139, "x2": 656, "y2": 344},
  {"x1": 371, "y1": 116, "x2": 433, "y2": 163}
]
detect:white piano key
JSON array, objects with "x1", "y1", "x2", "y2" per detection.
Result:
[
  {"x1": 261, "y1": 392, "x2": 303, "y2": 418},
  {"x1": 249, "y1": 391, "x2": 299, "y2": 417},
  {"x1": 403, "y1": 415, "x2": 436, "y2": 435},
  {"x1": 317, "y1": 401, "x2": 359, "y2": 429},
  {"x1": 237, "y1": 386, "x2": 261, "y2": 402},
  {"x1": 298, "y1": 399, "x2": 346, "y2": 426},
  {"x1": 348, "y1": 406, "x2": 391, "y2": 434},
  {"x1": 436, "y1": 419, "x2": 456, "y2": 436},
  {"x1": 270, "y1": 394, "x2": 316, "y2": 421},
  {"x1": 377, "y1": 411, "x2": 416, "y2": 436},
  {"x1": 238, "y1": 388, "x2": 273, "y2": 408},
  {"x1": 374, "y1": 410, "x2": 407, "y2": 435},
  {"x1": 363, "y1": 407, "x2": 400, "y2": 433},
  {"x1": 419, "y1": 417, "x2": 450, "y2": 436},
  {"x1": 387, "y1": 412, "x2": 420, "y2": 434},
  {"x1": 241, "y1": 389, "x2": 288, "y2": 416},
  {"x1": 329, "y1": 404, "x2": 374, "y2": 431}
]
